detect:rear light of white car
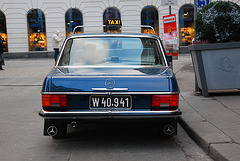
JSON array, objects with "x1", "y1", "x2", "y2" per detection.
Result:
[
  {"x1": 42, "y1": 95, "x2": 68, "y2": 107},
  {"x1": 152, "y1": 95, "x2": 179, "y2": 108}
]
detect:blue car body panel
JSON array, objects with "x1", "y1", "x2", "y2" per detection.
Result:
[{"x1": 42, "y1": 67, "x2": 178, "y2": 92}]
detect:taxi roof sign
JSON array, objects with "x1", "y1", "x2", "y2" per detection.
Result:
[{"x1": 107, "y1": 19, "x2": 122, "y2": 26}]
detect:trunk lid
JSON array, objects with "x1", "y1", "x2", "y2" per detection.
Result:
[{"x1": 45, "y1": 67, "x2": 174, "y2": 92}]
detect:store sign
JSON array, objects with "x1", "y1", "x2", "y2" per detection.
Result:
[
  {"x1": 163, "y1": 14, "x2": 177, "y2": 40},
  {"x1": 162, "y1": 0, "x2": 177, "y2": 6},
  {"x1": 107, "y1": 19, "x2": 121, "y2": 25},
  {"x1": 163, "y1": 14, "x2": 178, "y2": 56},
  {"x1": 163, "y1": 15, "x2": 176, "y2": 24}
]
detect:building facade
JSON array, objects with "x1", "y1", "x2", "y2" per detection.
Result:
[{"x1": 0, "y1": 0, "x2": 239, "y2": 53}]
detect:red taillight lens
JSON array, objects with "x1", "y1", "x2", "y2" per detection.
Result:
[
  {"x1": 42, "y1": 95, "x2": 68, "y2": 107},
  {"x1": 152, "y1": 95, "x2": 178, "y2": 107},
  {"x1": 169, "y1": 95, "x2": 179, "y2": 107}
]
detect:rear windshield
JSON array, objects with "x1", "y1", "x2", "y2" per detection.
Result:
[{"x1": 58, "y1": 37, "x2": 166, "y2": 66}]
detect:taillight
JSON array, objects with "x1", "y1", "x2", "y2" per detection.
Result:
[
  {"x1": 152, "y1": 95, "x2": 178, "y2": 107},
  {"x1": 42, "y1": 95, "x2": 68, "y2": 107}
]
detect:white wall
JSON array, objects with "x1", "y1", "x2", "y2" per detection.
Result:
[{"x1": 0, "y1": 0, "x2": 239, "y2": 52}]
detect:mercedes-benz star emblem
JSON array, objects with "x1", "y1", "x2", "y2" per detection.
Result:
[
  {"x1": 105, "y1": 78, "x2": 116, "y2": 89},
  {"x1": 164, "y1": 125, "x2": 174, "y2": 135},
  {"x1": 47, "y1": 126, "x2": 58, "y2": 136}
]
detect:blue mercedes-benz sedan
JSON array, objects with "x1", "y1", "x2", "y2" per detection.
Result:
[{"x1": 39, "y1": 32, "x2": 181, "y2": 138}]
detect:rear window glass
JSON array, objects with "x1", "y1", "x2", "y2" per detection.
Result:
[{"x1": 58, "y1": 37, "x2": 166, "y2": 66}]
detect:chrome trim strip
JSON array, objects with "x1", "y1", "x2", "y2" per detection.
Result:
[
  {"x1": 53, "y1": 65, "x2": 166, "y2": 69},
  {"x1": 91, "y1": 88, "x2": 129, "y2": 91},
  {"x1": 39, "y1": 109, "x2": 182, "y2": 119},
  {"x1": 67, "y1": 34, "x2": 158, "y2": 39},
  {"x1": 157, "y1": 39, "x2": 169, "y2": 67},
  {"x1": 49, "y1": 76, "x2": 168, "y2": 79},
  {"x1": 41, "y1": 91, "x2": 179, "y2": 95},
  {"x1": 73, "y1": 25, "x2": 156, "y2": 34}
]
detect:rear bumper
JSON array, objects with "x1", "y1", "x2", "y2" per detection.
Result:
[{"x1": 39, "y1": 109, "x2": 182, "y2": 120}]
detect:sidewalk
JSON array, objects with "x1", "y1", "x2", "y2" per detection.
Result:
[{"x1": 174, "y1": 54, "x2": 240, "y2": 161}]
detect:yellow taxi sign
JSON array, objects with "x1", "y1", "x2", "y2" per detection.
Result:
[{"x1": 107, "y1": 19, "x2": 122, "y2": 25}]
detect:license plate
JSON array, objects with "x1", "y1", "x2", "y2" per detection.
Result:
[{"x1": 90, "y1": 95, "x2": 132, "y2": 109}]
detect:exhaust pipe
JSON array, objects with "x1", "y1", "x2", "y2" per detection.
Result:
[
  {"x1": 163, "y1": 124, "x2": 175, "y2": 136},
  {"x1": 71, "y1": 121, "x2": 78, "y2": 128}
]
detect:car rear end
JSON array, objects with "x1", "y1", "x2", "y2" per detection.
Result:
[{"x1": 39, "y1": 33, "x2": 181, "y2": 138}]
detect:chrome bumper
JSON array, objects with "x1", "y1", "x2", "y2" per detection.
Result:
[{"x1": 39, "y1": 109, "x2": 182, "y2": 119}]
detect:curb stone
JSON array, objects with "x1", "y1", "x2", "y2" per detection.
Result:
[{"x1": 179, "y1": 93, "x2": 235, "y2": 161}]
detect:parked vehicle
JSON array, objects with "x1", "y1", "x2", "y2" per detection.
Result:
[{"x1": 39, "y1": 27, "x2": 181, "y2": 138}]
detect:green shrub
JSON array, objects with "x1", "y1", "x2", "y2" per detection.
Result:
[{"x1": 195, "y1": 1, "x2": 240, "y2": 43}]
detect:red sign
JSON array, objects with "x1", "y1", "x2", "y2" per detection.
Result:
[
  {"x1": 163, "y1": 14, "x2": 178, "y2": 56},
  {"x1": 163, "y1": 14, "x2": 177, "y2": 40}
]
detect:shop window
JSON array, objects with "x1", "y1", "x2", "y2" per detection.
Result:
[
  {"x1": 65, "y1": 9, "x2": 83, "y2": 36},
  {"x1": 179, "y1": 5, "x2": 194, "y2": 46},
  {"x1": 141, "y1": 6, "x2": 159, "y2": 35},
  {"x1": 27, "y1": 9, "x2": 47, "y2": 51},
  {"x1": 0, "y1": 11, "x2": 7, "y2": 52},
  {"x1": 103, "y1": 7, "x2": 121, "y2": 33}
]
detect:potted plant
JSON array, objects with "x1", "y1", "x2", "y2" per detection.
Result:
[{"x1": 189, "y1": 1, "x2": 240, "y2": 96}]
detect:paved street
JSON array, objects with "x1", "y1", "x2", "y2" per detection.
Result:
[{"x1": 0, "y1": 58, "x2": 212, "y2": 161}]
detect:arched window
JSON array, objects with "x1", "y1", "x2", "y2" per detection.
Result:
[
  {"x1": 27, "y1": 9, "x2": 47, "y2": 51},
  {"x1": 141, "y1": 6, "x2": 159, "y2": 35},
  {"x1": 65, "y1": 8, "x2": 83, "y2": 36},
  {"x1": 103, "y1": 7, "x2": 121, "y2": 33},
  {"x1": 0, "y1": 11, "x2": 7, "y2": 51},
  {"x1": 179, "y1": 5, "x2": 194, "y2": 46}
]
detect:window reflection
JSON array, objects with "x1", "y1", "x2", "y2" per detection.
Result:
[
  {"x1": 27, "y1": 9, "x2": 47, "y2": 51},
  {"x1": 0, "y1": 11, "x2": 7, "y2": 51},
  {"x1": 65, "y1": 9, "x2": 83, "y2": 36},
  {"x1": 141, "y1": 6, "x2": 159, "y2": 35},
  {"x1": 58, "y1": 37, "x2": 165, "y2": 67}
]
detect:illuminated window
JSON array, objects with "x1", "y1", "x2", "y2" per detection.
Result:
[
  {"x1": 65, "y1": 9, "x2": 83, "y2": 36},
  {"x1": 141, "y1": 6, "x2": 159, "y2": 35},
  {"x1": 179, "y1": 5, "x2": 194, "y2": 46},
  {"x1": 0, "y1": 11, "x2": 7, "y2": 51},
  {"x1": 27, "y1": 9, "x2": 47, "y2": 51},
  {"x1": 103, "y1": 7, "x2": 121, "y2": 33}
]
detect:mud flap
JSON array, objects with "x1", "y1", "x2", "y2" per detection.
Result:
[
  {"x1": 43, "y1": 119, "x2": 67, "y2": 138},
  {"x1": 159, "y1": 120, "x2": 178, "y2": 136}
]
